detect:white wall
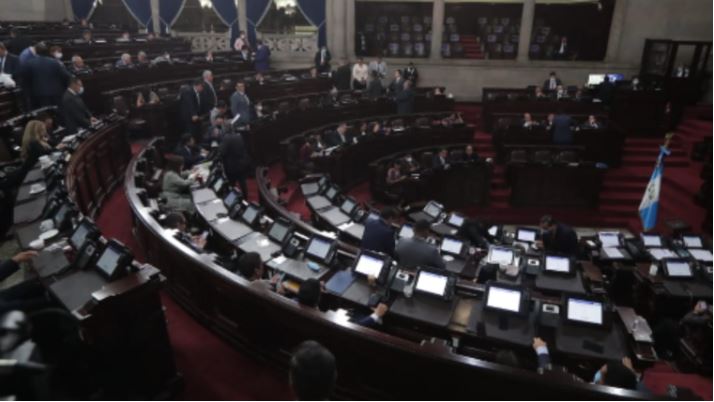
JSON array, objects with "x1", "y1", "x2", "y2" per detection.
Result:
[{"x1": 0, "y1": 0, "x2": 71, "y2": 21}]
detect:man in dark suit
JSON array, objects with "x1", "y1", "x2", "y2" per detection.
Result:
[
  {"x1": 230, "y1": 81, "x2": 251, "y2": 126},
  {"x1": 253, "y1": 40, "x2": 271, "y2": 73},
  {"x1": 314, "y1": 46, "x2": 331, "y2": 73},
  {"x1": 361, "y1": 207, "x2": 398, "y2": 256},
  {"x1": 200, "y1": 70, "x2": 217, "y2": 115},
  {"x1": 174, "y1": 134, "x2": 204, "y2": 170},
  {"x1": 537, "y1": 215, "x2": 578, "y2": 257},
  {"x1": 432, "y1": 148, "x2": 450, "y2": 170},
  {"x1": 543, "y1": 71, "x2": 562, "y2": 91},
  {"x1": 61, "y1": 77, "x2": 95, "y2": 134},
  {"x1": 5, "y1": 28, "x2": 32, "y2": 56},
  {"x1": 395, "y1": 219, "x2": 445, "y2": 269},
  {"x1": 220, "y1": 132, "x2": 251, "y2": 196},
  {"x1": 324, "y1": 123, "x2": 351, "y2": 147},
  {"x1": 552, "y1": 111, "x2": 574, "y2": 145},
  {"x1": 598, "y1": 74, "x2": 615, "y2": 105},
  {"x1": 332, "y1": 59, "x2": 352, "y2": 91},
  {"x1": 389, "y1": 70, "x2": 404, "y2": 95},
  {"x1": 179, "y1": 79, "x2": 204, "y2": 139},
  {"x1": 395, "y1": 79, "x2": 415, "y2": 115},
  {"x1": 0, "y1": 43, "x2": 20, "y2": 78},
  {"x1": 21, "y1": 43, "x2": 71, "y2": 108}
]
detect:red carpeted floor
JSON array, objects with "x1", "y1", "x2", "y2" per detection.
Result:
[{"x1": 94, "y1": 104, "x2": 713, "y2": 400}]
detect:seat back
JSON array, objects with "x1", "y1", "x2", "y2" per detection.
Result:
[{"x1": 533, "y1": 150, "x2": 552, "y2": 164}]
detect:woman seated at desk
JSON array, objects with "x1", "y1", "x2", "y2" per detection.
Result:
[
  {"x1": 21, "y1": 120, "x2": 66, "y2": 169},
  {"x1": 161, "y1": 154, "x2": 196, "y2": 214}
]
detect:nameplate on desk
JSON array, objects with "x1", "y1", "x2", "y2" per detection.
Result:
[
  {"x1": 337, "y1": 222, "x2": 354, "y2": 231},
  {"x1": 272, "y1": 255, "x2": 287, "y2": 265},
  {"x1": 603, "y1": 247, "x2": 624, "y2": 259}
]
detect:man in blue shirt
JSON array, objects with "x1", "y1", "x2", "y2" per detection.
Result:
[{"x1": 361, "y1": 207, "x2": 398, "y2": 256}]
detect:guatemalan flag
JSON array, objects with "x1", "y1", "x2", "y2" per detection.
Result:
[{"x1": 638, "y1": 146, "x2": 671, "y2": 231}]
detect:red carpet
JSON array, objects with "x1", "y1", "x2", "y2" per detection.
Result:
[{"x1": 93, "y1": 104, "x2": 712, "y2": 400}]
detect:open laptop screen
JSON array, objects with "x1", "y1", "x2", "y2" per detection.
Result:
[
  {"x1": 486, "y1": 286, "x2": 522, "y2": 313},
  {"x1": 598, "y1": 232, "x2": 620, "y2": 248},
  {"x1": 664, "y1": 260, "x2": 693, "y2": 278},
  {"x1": 268, "y1": 220, "x2": 290, "y2": 243},
  {"x1": 641, "y1": 234, "x2": 662, "y2": 247},
  {"x1": 354, "y1": 253, "x2": 386, "y2": 278},
  {"x1": 306, "y1": 237, "x2": 332, "y2": 261},
  {"x1": 516, "y1": 228, "x2": 537, "y2": 242},
  {"x1": 440, "y1": 237, "x2": 463, "y2": 255},
  {"x1": 544, "y1": 255, "x2": 570, "y2": 273},
  {"x1": 447, "y1": 214, "x2": 465, "y2": 227},
  {"x1": 487, "y1": 246, "x2": 514, "y2": 265},
  {"x1": 566, "y1": 298, "x2": 603, "y2": 325},
  {"x1": 415, "y1": 270, "x2": 448, "y2": 297},
  {"x1": 683, "y1": 235, "x2": 703, "y2": 248}
]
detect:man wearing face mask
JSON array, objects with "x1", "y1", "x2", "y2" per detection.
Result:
[
  {"x1": 49, "y1": 45, "x2": 64, "y2": 63},
  {"x1": 60, "y1": 77, "x2": 97, "y2": 134},
  {"x1": 536, "y1": 215, "x2": 578, "y2": 257}
]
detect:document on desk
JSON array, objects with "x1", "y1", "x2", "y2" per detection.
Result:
[
  {"x1": 603, "y1": 247, "x2": 624, "y2": 259},
  {"x1": 648, "y1": 248, "x2": 677, "y2": 261},
  {"x1": 337, "y1": 221, "x2": 354, "y2": 231},
  {"x1": 688, "y1": 249, "x2": 713, "y2": 262},
  {"x1": 271, "y1": 255, "x2": 287, "y2": 265}
]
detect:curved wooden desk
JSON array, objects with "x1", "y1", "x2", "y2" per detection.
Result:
[{"x1": 126, "y1": 136, "x2": 649, "y2": 399}]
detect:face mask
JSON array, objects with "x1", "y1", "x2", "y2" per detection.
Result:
[
  {"x1": 78, "y1": 86, "x2": 84, "y2": 95},
  {"x1": 54, "y1": 52, "x2": 63, "y2": 59},
  {"x1": 632, "y1": 79, "x2": 639, "y2": 85}
]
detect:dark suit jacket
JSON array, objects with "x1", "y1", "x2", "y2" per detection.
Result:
[
  {"x1": 6, "y1": 36, "x2": 32, "y2": 56},
  {"x1": 254, "y1": 45, "x2": 271, "y2": 72},
  {"x1": 22, "y1": 56, "x2": 70, "y2": 98},
  {"x1": 361, "y1": 218, "x2": 396, "y2": 256},
  {"x1": 314, "y1": 49, "x2": 331, "y2": 71},
  {"x1": 543, "y1": 77, "x2": 562, "y2": 91},
  {"x1": 432, "y1": 155, "x2": 448, "y2": 169},
  {"x1": 323, "y1": 129, "x2": 351, "y2": 147},
  {"x1": 395, "y1": 87, "x2": 414, "y2": 115},
  {"x1": 543, "y1": 223, "x2": 579, "y2": 256},
  {"x1": 179, "y1": 86, "x2": 201, "y2": 130},
  {"x1": 0, "y1": 53, "x2": 20, "y2": 77},
  {"x1": 552, "y1": 114, "x2": 573, "y2": 145},
  {"x1": 220, "y1": 134, "x2": 251, "y2": 182},
  {"x1": 174, "y1": 145, "x2": 203, "y2": 170},
  {"x1": 366, "y1": 79, "x2": 383, "y2": 100},
  {"x1": 61, "y1": 89, "x2": 91, "y2": 134},
  {"x1": 333, "y1": 65, "x2": 352, "y2": 91},
  {"x1": 0, "y1": 259, "x2": 19, "y2": 283},
  {"x1": 200, "y1": 81, "x2": 217, "y2": 115},
  {"x1": 395, "y1": 237, "x2": 445, "y2": 270}
]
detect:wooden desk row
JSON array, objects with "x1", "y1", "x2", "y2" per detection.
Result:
[
  {"x1": 248, "y1": 89, "x2": 454, "y2": 165},
  {"x1": 10, "y1": 121, "x2": 178, "y2": 398},
  {"x1": 125, "y1": 139, "x2": 649, "y2": 399}
]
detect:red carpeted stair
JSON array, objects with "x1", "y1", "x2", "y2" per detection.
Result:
[{"x1": 459, "y1": 34, "x2": 486, "y2": 59}]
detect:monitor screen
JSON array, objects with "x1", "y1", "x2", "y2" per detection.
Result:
[
  {"x1": 587, "y1": 73, "x2": 624, "y2": 86},
  {"x1": 325, "y1": 186, "x2": 338, "y2": 200},
  {"x1": 649, "y1": 248, "x2": 677, "y2": 260},
  {"x1": 486, "y1": 286, "x2": 522, "y2": 313},
  {"x1": 598, "y1": 232, "x2": 620, "y2": 247},
  {"x1": 440, "y1": 237, "x2": 463, "y2": 255},
  {"x1": 688, "y1": 249, "x2": 713, "y2": 262},
  {"x1": 340, "y1": 198, "x2": 356, "y2": 214},
  {"x1": 54, "y1": 203, "x2": 70, "y2": 225},
  {"x1": 544, "y1": 255, "x2": 570, "y2": 273},
  {"x1": 241, "y1": 205, "x2": 259, "y2": 225},
  {"x1": 447, "y1": 214, "x2": 465, "y2": 227},
  {"x1": 423, "y1": 202, "x2": 442, "y2": 218},
  {"x1": 268, "y1": 221, "x2": 290, "y2": 243},
  {"x1": 516, "y1": 228, "x2": 537, "y2": 242},
  {"x1": 306, "y1": 237, "x2": 332, "y2": 261},
  {"x1": 683, "y1": 236, "x2": 703, "y2": 248},
  {"x1": 488, "y1": 247, "x2": 514, "y2": 265},
  {"x1": 398, "y1": 224, "x2": 414, "y2": 239},
  {"x1": 415, "y1": 271, "x2": 448, "y2": 297},
  {"x1": 223, "y1": 191, "x2": 239, "y2": 208},
  {"x1": 567, "y1": 298, "x2": 603, "y2": 325},
  {"x1": 302, "y1": 182, "x2": 318, "y2": 195},
  {"x1": 96, "y1": 244, "x2": 122, "y2": 278},
  {"x1": 665, "y1": 261, "x2": 693, "y2": 277},
  {"x1": 212, "y1": 177, "x2": 224, "y2": 193},
  {"x1": 70, "y1": 222, "x2": 90, "y2": 249},
  {"x1": 318, "y1": 176, "x2": 328, "y2": 189},
  {"x1": 641, "y1": 234, "x2": 662, "y2": 247},
  {"x1": 354, "y1": 253, "x2": 385, "y2": 278}
]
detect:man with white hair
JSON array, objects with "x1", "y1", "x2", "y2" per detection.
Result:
[
  {"x1": 200, "y1": 70, "x2": 217, "y2": 115},
  {"x1": 69, "y1": 54, "x2": 92, "y2": 75},
  {"x1": 115, "y1": 53, "x2": 133, "y2": 68}
]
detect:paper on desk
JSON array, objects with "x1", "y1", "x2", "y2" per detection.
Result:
[
  {"x1": 337, "y1": 221, "x2": 354, "y2": 231},
  {"x1": 603, "y1": 247, "x2": 624, "y2": 259},
  {"x1": 688, "y1": 249, "x2": 713, "y2": 262},
  {"x1": 272, "y1": 255, "x2": 287, "y2": 265},
  {"x1": 648, "y1": 248, "x2": 677, "y2": 260}
]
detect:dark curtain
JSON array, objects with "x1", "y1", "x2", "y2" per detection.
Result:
[
  {"x1": 122, "y1": 0, "x2": 155, "y2": 32},
  {"x1": 159, "y1": 0, "x2": 186, "y2": 35},
  {"x1": 211, "y1": 0, "x2": 240, "y2": 46},
  {"x1": 296, "y1": 0, "x2": 326, "y2": 48},
  {"x1": 246, "y1": 0, "x2": 271, "y2": 47},
  {"x1": 71, "y1": 0, "x2": 97, "y2": 21}
]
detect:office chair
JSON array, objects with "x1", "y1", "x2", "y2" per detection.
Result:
[
  {"x1": 533, "y1": 150, "x2": 552, "y2": 164},
  {"x1": 556, "y1": 150, "x2": 578, "y2": 164},
  {"x1": 508, "y1": 149, "x2": 528, "y2": 164}
]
